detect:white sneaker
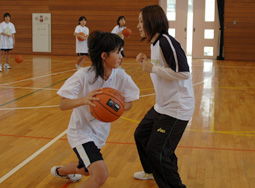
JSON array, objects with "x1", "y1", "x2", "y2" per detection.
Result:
[
  {"x1": 75, "y1": 64, "x2": 80, "y2": 70},
  {"x1": 51, "y1": 166, "x2": 82, "y2": 182},
  {"x1": 4, "y1": 63, "x2": 11, "y2": 69},
  {"x1": 134, "y1": 171, "x2": 154, "y2": 180}
]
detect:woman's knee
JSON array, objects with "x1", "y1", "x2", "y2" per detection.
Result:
[{"x1": 146, "y1": 147, "x2": 161, "y2": 163}]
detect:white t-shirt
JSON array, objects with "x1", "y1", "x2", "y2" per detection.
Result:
[
  {"x1": 74, "y1": 25, "x2": 89, "y2": 53},
  {"x1": 0, "y1": 21, "x2": 16, "y2": 49},
  {"x1": 57, "y1": 67, "x2": 140, "y2": 149},
  {"x1": 111, "y1": 25, "x2": 126, "y2": 51},
  {"x1": 150, "y1": 34, "x2": 195, "y2": 121}
]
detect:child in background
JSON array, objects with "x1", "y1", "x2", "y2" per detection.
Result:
[
  {"x1": 0, "y1": 13, "x2": 16, "y2": 72},
  {"x1": 51, "y1": 31, "x2": 140, "y2": 188},
  {"x1": 111, "y1": 16, "x2": 126, "y2": 58},
  {"x1": 74, "y1": 16, "x2": 89, "y2": 69},
  {"x1": 134, "y1": 5, "x2": 195, "y2": 188}
]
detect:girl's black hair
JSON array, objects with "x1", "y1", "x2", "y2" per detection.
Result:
[
  {"x1": 117, "y1": 16, "x2": 125, "y2": 26},
  {"x1": 78, "y1": 16, "x2": 87, "y2": 24},
  {"x1": 3, "y1": 13, "x2": 11, "y2": 19},
  {"x1": 140, "y1": 5, "x2": 168, "y2": 42},
  {"x1": 88, "y1": 31, "x2": 124, "y2": 84}
]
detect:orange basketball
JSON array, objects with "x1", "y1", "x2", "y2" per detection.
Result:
[
  {"x1": 122, "y1": 28, "x2": 132, "y2": 37},
  {"x1": 89, "y1": 87, "x2": 125, "y2": 122},
  {"x1": 77, "y1": 32, "x2": 86, "y2": 41},
  {"x1": 15, "y1": 55, "x2": 23, "y2": 63}
]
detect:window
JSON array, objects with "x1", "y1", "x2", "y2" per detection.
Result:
[
  {"x1": 167, "y1": 0, "x2": 176, "y2": 21},
  {"x1": 205, "y1": 0, "x2": 215, "y2": 22},
  {"x1": 204, "y1": 46, "x2": 213, "y2": 56},
  {"x1": 204, "y1": 29, "x2": 214, "y2": 39},
  {"x1": 168, "y1": 28, "x2": 176, "y2": 37}
]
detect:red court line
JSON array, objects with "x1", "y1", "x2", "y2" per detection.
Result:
[
  {"x1": 60, "y1": 180, "x2": 72, "y2": 188},
  {"x1": 178, "y1": 146, "x2": 255, "y2": 152},
  {"x1": 0, "y1": 133, "x2": 255, "y2": 152},
  {"x1": 0, "y1": 134, "x2": 67, "y2": 141}
]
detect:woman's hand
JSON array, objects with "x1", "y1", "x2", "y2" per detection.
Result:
[
  {"x1": 136, "y1": 53, "x2": 153, "y2": 73},
  {"x1": 136, "y1": 53, "x2": 147, "y2": 63}
]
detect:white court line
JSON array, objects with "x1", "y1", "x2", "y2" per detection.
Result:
[
  {"x1": 0, "y1": 76, "x2": 211, "y2": 92},
  {"x1": 217, "y1": 65, "x2": 255, "y2": 69},
  {"x1": 140, "y1": 93, "x2": 155, "y2": 98},
  {"x1": 0, "y1": 105, "x2": 59, "y2": 111},
  {"x1": 0, "y1": 85, "x2": 59, "y2": 91},
  {"x1": 0, "y1": 130, "x2": 67, "y2": 184},
  {"x1": 193, "y1": 77, "x2": 212, "y2": 86},
  {"x1": 0, "y1": 69, "x2": 76, "y2": 86}
]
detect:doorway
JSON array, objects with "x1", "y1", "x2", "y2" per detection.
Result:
[{"x1": 159, "y1": 0, "x2": 219, "y2": 59}]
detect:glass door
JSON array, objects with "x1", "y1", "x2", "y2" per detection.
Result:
[
  {"x1": 159, "y1": 0, "x2": 188, "y2": 54},
  {"x1": 192, "y1": 0, "x2": 219, "y2": 59},
  {"x1": 160, "y1": 0, "x2": 219, "y2": 59}
]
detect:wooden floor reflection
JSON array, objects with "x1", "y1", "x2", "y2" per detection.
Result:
[{"x1": 0, "y1": 55, "x2": 255, "y2": 188}]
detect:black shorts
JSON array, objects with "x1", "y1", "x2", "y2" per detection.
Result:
[
  {"x1": 1, "y1": 49, "x2": 12, "y2": 51},
  {"x1": 77, "y1": 53, "x2": 88, "y2": 56},
  {"x1": 73, "y1": 141, "x2": 103, "y2": 172}
]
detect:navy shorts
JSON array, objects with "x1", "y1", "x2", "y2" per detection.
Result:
[
  {"x1": 77, "y1": 53, "x2": 88, "y2": 56},
  {"x1": 1, "y1": 49, "x2": 12, "y2": 51},
  {"x1": 73, "y1": 142, "x2": 103, "y2": 172}
]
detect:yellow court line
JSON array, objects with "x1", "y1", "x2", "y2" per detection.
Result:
[
  {"x1": 140, "y1": 88, "x2": 154, "y2": 91},
  {"x1": 218, "y1": 87, "x2": 255, "y2": 89},
  {"x1": 216, "y1": 130, "x2": 255, "y2": 134},
  {"x1": 187, "y1": 129, "x2": 255, "y2": 137},
  {"x1": 120, "y1": 116, "x2": 255, "y2": 137},
  {"x1": 210, "y1": 87, "x2": 215, "y2": 132},
  {"x1": 120, "y1": 116, "x2": 140, "y2": 123}
]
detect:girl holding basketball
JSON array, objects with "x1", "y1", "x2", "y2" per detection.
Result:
[
  {"x1": 74, "y1": 16, "x2": 89, "y2": 69},
  {"x1": 134, "y1": 5, "x2": 195, "y2": 188},
  {"x1": 51, "y1": 31, "x2": 139, "y2": 188},
  {"x1": 0, "y1": 13, "x2": 16, "y2": 72},
  {"x1": 111, "y1": 16, "x2": 126, "y2": 57}
]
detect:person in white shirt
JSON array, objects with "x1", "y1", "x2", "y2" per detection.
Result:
[
  {"x1": 0, "y1": 13, "x2": 16, "y2": 72},
  {"x1": 51, "y1": 31, "x2": 140, "y2": 188},
  {"x1": 111, "y1": 16, "x2": 126, "y2": 58},
  {"x1": 134, "y1": 5, "x2": 195, "y2": 188},
  {"x1": 74, "y1": 16, "x2": 89, "y2": 69}
]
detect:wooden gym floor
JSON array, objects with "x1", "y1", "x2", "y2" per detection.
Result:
[{"x1": 0, "y1": 56, "x2": 255, "y2": 188}]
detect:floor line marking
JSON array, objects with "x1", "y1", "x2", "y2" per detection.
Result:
[
  {"x1": 0, "y1": 105, "x2": 59, "y2": 111},
  {"x1": 0, "y1": 85, "x2": 59, "y2": 91},
  {"x1": 0, "y1": 130, "x2": 67, "y2": 184},
  {"x1": 0, "y1": 69, "x2": 75, "y2": 86},
  {"x1": 210, "y1": 87, "x2": 215, "y2": 132},
  {"x1": 0, "y1": 79, "x2": 66, "y2": 107}
]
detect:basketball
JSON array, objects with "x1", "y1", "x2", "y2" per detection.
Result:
[
  {"x1": 15, "y1": 55, "x2": 23, "y2": 63},
  {"x1": 90, "y1": 87, "x2": 125, "y2": 122},
  {"x1": 77, "y1": 32, "x2": 85, "y2": 41},
  {"x1": 122, "y1": 28, "x2": 132, "y2": 37}
]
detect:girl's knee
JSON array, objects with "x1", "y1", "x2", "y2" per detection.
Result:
[
  {"x1": 76, "y1": 167, "x2": 89, "y2": 176},
  {"x1": 92, "y1": 170, "x2": 108, "y2": 186}
]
